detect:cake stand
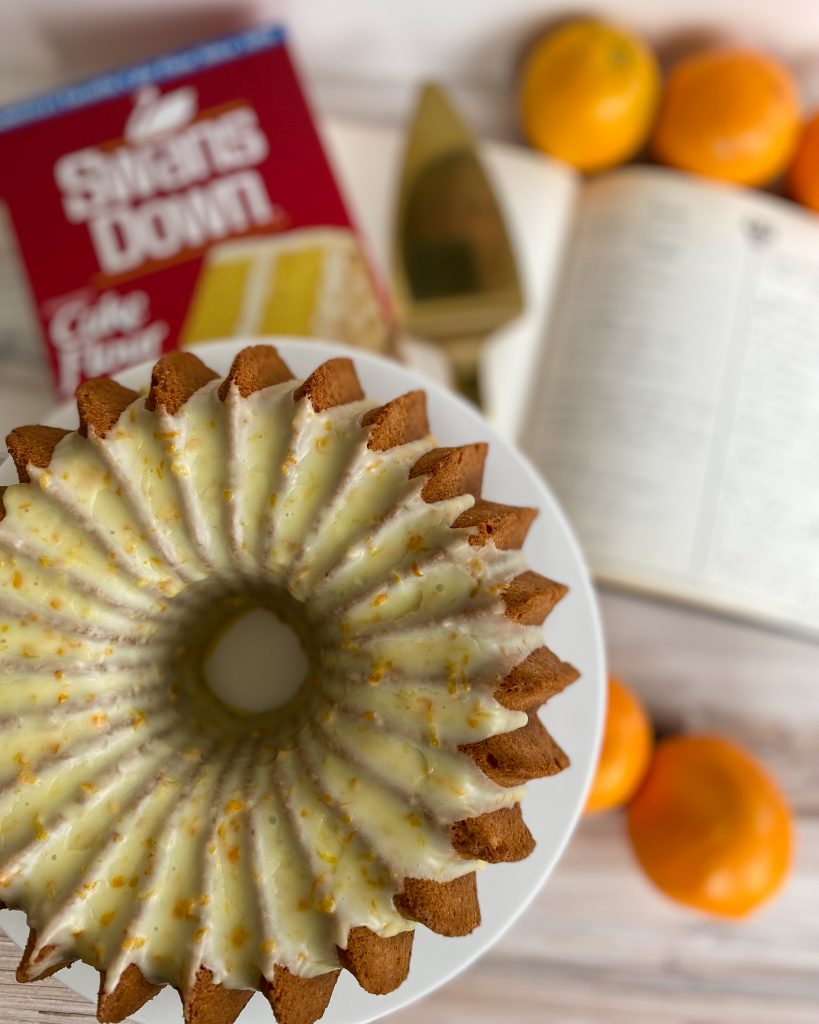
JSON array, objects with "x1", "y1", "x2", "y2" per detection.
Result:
[{"x1": 0, "y1": 337, "x2": 606, "y2": 1024}]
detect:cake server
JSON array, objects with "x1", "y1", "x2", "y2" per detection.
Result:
[{"x1": 391, "y1": 83, "x2": 524, "y2": 405}]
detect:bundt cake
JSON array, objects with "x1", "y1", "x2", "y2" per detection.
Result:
[{"x1": 0, "y1": 345, "x2": 578, "y2": 1024}]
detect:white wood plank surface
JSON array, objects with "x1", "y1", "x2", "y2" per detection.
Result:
[{"x1": 1, "y1": 12, "x2": 818, "y2": 1023}]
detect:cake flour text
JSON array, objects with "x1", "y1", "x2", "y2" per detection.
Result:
[{"x1": 48, "y1": 290, "x2": 168, "y2": 394}]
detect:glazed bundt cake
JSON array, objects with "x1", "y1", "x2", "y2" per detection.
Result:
[{"x1": 0, "y1": 345, "x2": 578, "y2": 1024}]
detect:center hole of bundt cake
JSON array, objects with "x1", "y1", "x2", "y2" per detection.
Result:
[{"x1": 203, "y1": 604, "x2": 310, "y2": 714}]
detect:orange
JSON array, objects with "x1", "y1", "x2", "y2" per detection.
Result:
[
  {"x1": 652, "y1": 49, "x2": 800, "y2": 186},
  {"x1": 627, "y1": 735, "x2": 794, "y2": 917},
  {"x1": 789, "y1": 111, "x2": 819, "y2": 211},
  {"x1": 585, "y1": 676, "x2": 652, "y2": 814},
  {"x1": 519, "y1": 20, "x2": 660, "y2": 173}
]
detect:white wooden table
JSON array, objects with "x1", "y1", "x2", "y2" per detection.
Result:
[{"x1": 1, "y1": 6, "x2": 819, "y2": 1022}]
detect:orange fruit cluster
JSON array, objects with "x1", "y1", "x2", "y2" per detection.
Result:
[
  {"x1": 585, "y1": 677, "x2": 794, "y2": 918},
  {"x1": 519, "y1": 20, "x2": 660, "y2": 174},
  {"x1": 628, "y1": 735, "x2": 794, "y2": 917},
  {"x1": 789, "y1": 112, "x2": 819, "y2": 211},
  {"x1": 585, "y1": 676, "x2": 652, "y2": 814},
  {"x1": 519, "y1": 18, "x2": 819, "y2": 211},
  {"x1": 652, "y1": 49, "x2": 800, "y2": 186}
]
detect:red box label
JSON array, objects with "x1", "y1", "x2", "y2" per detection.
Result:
[{"x1": 0, "y1": 27, "x2": 388, "y2": 396}]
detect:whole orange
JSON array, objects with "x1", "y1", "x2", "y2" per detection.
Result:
[
  {"x1": 585, "y1": 676, "x2": 653, "y2": 814},
  {"x1": 627, "y1": 735, "x2": 794, "y2": 917},
  {"x1": 789, "y1": 111, "x2": 819, "y2": 211},
  {"x1": 652, "y1": 49, "x2": 800, "y2": 186},
  {"x1": 519, "y1": 20, "x2": 660, "y2": 173}
]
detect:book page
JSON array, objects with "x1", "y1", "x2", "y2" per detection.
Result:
[
  {"x1": 522, "y1": 166, "x2": 819, "y2": 635},
  {"x1": 476, "y1": 145, "x2": 579, "y2": 438}
]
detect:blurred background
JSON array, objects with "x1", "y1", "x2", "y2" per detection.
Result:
[
  {"x1": 0, "y1": 2, "x2": 818, "y2": 1023},
  {"x1": 3, "y1": 0, "x2": 819, "y2": 131}
]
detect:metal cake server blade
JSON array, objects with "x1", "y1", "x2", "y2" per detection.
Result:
[{"x1": 391, "y1": 83, "x2": 524, "y2": 404}]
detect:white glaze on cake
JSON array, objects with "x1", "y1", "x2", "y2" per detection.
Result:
[{"x1": 0, "y1": 370, "x2": 542, "y2": 998}]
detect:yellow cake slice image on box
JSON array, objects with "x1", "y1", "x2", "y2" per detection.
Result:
[{"x1": 182, "y1": 227, "x2": 391, "y2": 352}]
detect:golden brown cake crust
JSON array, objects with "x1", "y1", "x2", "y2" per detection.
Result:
[
  {"x1": 293, "y1": 357, "x2": 364, "y2": 411},
  {"x1": 410, "y1": 443, "x2": 487, "y2": 503},
  {"x1": 394, "y1": 874, "x2": 480, "y2": 936},
  {"x1": 454, "y1": 499, "x2": 537, "y2": 550},
  {"x1": 218, "y1": 344, "x2": 294, "y2": 401},
  {"x1": 338, "y1": 926, "x2": 414, "y2": 994},
  {"x1": 495, "y1": 646, "x2": 579, "y2": 712},
  {"x1": 6, "y1": 425, "x2": 71, "y2": 483},
  {"x1": 460, "y1": 712, "x2": 570, "y2": 788},
  {"x1": 362, "y1": 391, "x2": 428, "y2": 451},
  {"x1": 145, "y1": 352, "x2": 219, "y2": 415},
  {"x1": 97, "y1": 964, "x2": 163, "y2": 1023},
  {"x1": 262, "y1": 965, "x2": 340, "y2": 1024},
  {"x1": 76, "y1": 378, "x2": 139, "y2": 439},
  {"x1": 502, "y1": 571, "x2": 568, "y2": 625},
  {"x1": 451, "y1": 803, "x2": 535, "y2": 862},
  {"x1": 16, "y1": 929, "x2": 73, "y2": 982},
  {"x1": 181, "y1": 966, "x2": 252, "y2": 1024}
]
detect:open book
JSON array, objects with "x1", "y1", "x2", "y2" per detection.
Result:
[{"x1": 326, "y1": 121, "x2": 819, "y2": 637}]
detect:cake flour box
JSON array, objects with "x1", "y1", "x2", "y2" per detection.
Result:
[{"x1": 0, "y1": 25, "x2": 390, "y2": 398}]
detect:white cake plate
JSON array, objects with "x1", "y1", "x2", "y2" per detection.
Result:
[{"x1": 1, "y1": 337, "x2": 606, "y2": 1024}]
